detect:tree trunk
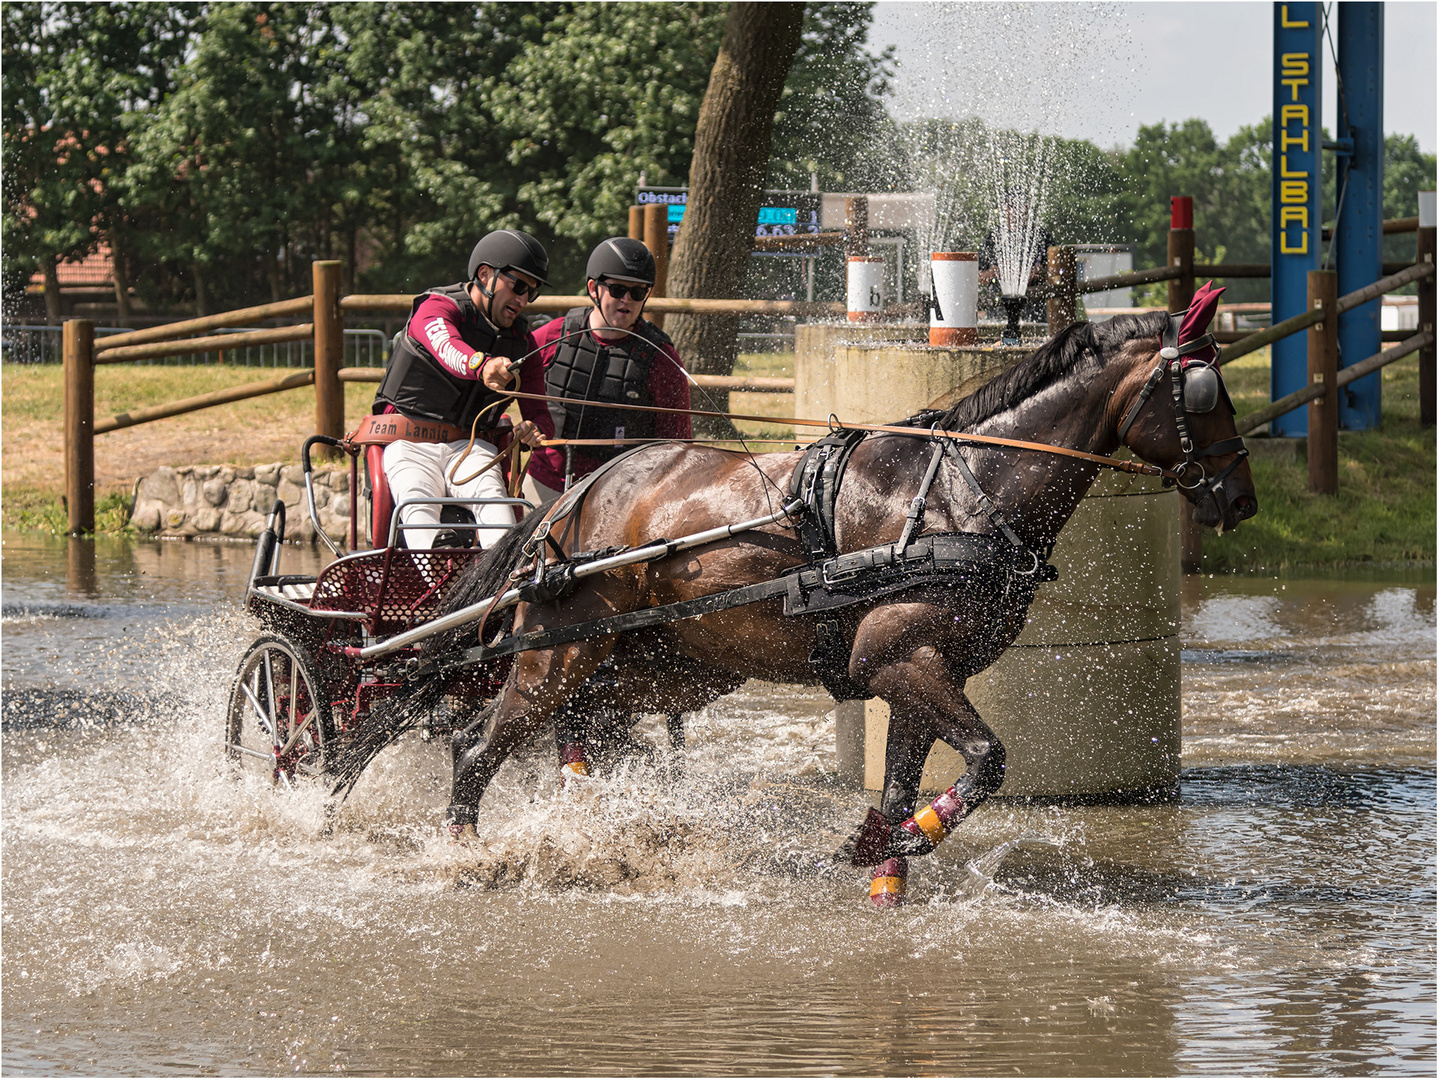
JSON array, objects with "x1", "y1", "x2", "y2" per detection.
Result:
[
  {"x1": 666, "y1": 1, "x2": 804, "y2": 385},
  {"x1": 110, "y1": 234, "x2": 132, "y2": 327},
  {"x1": 43, "y1": 255, "x2": 61, "y2": 323},
  {"x1": 192, "y1": 261, "x2": 209, "y2": 316}
]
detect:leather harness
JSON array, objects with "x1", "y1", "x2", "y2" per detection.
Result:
[
  {"x1": 432, "y1": 309, "x2": 1241, "y2": 699},
  {"x1": 438, "y1": 430, "x2": 1058, "y2": 700}
]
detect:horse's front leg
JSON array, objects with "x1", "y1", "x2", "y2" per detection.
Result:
[
  {"x1": 837, "y1": 710, "x2": 938, "y2": 905},
  {"x1": 841, "y1": 610, "x2": 1007, "y2": 904}
]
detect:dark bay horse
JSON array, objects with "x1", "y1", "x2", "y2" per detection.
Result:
[{"x1": 334, "y1": 309, "x2": 1258, "y2": 903}]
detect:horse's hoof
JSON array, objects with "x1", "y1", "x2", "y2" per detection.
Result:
[
  {"x1": 446, "y1": 822, "x2": 478, "y2": 844},
  {"x1": 838, "y1": 807, "x2": 892, "y2": 867},
  {"x1": 443, "y1": 803, "x2": 477, "y2": 842},
  {"x1": 868, "y1": 857, "x2": 908, "y2": 907},
  {"x1": 559, "y1": 761, "x2": 590, "y2": 789}
]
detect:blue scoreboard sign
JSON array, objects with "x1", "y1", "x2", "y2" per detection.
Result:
[
  {"x1": 636, "y1": 188, "x2": 822, "y2": 246},
  {"x1": 1270, "y1": 2, "x2": 1323, "y2": 436}
]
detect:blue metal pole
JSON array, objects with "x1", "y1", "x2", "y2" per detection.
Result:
[
  {"x1": 1271, "y1": 2, "x2": 1324, "y2": 436},
  {"x1": 1335, "y1": 3, "x2": 1384, "y2": 430}
]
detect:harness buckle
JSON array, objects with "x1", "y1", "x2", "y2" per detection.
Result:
[{"x1": 1013, "y1": 549, "x2": 1041, "y2": 576}]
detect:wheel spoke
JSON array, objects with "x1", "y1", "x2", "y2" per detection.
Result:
[
  {"x1": 276, "y1": 705, "x2": 319, "y2": 758},
  {"x1": 240, "y1": 680, "x2": 279, "y2": 746},
  {"x1": 287, "y1": 663, "x2": 299, "y2": 737},
  {"x1": 262, "y1": 652, "x2": 279, "y2": 743}
]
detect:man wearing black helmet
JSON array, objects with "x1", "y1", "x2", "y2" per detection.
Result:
[
  {"x1": 518, "y1": 236, "x2": 692, "y2": 778},
  {"x1": 518, "y1": 236, "x2": 691, "y2": 505},
  {"x1": 373, "y1": 230, "x2": 549, "y2": 548}
]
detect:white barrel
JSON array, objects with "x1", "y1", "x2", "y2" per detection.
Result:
[
  {"x1": 930, "y1": 252, "x2": 978, "y2": 346},
  {"x1": 846, "y1": 256, "x2": 885, "y2": 322}
]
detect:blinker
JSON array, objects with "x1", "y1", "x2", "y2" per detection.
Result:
[{"x1": 1182, "y1": 362, "x2": 1221, "y2": 413}]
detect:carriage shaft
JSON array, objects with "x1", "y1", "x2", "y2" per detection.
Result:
[{"x1": 346, "y1": 500, "x2": 805, "y2": 661}]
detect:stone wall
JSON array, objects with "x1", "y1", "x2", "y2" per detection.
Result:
[{"x1": 130, "y1": 464, "x2": 367, "y2": 543}]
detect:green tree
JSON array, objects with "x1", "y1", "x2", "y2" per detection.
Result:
[
  {"x1": 2, "y1": 2, "x2": 195, "y2": 320},
  {"x1": 1381, "y1": 133, "x2": 1437, "y2": 269},
  {"x1": 486, "y1": 2, "x2": 727, "y2": 291},
  {"x1": 767, "y1": 1, "x2": 896, "y2": 193}
]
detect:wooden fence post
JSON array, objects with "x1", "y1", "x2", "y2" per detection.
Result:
[
  {"x1": 1170, "y1": 195, "x2": 1201, "y2": 570},
  {"x1": 628, "y1": 205, "x2": 645, "y2": 241},
  {"x1": 1167, "y1": 196, "x2": 1195, "y2": 313},
  {"x1": 844, "y1": 195, "x2": 869, "y2": 258},
  {"x1": 62, "y1": 318, "x2": 96, "y2": 534},
  {"x1": 1417, "y1": 218, "x2": 1435, "y2": 425},
  {"x1": 312, "y1": 260, "x2": 345, "y2": 450},
  {"x1": 1307, "y1": 269, "x2": 1339, "y2": 494},
  {"x1": 642, "y1": 203, "x2": 670, "y2": 331},
  {"x1": 1046, "y1": 244, "x2": 1077, "y2": 335}
]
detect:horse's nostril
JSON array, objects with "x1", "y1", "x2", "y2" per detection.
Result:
[{"x1": 1235, "y1": 496, "x2": 1259, "y2": 520}]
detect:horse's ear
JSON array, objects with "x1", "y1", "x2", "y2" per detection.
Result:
[{"x1": 1179, "y1": 281, "x2": 1225, "y2": 343}]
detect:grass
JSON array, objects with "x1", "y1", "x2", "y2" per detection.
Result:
[
  {"x1": 1, "y1": 363, "x2": 379, "y2": 532},
  {"x1": 727, "y1": 351, "x2": 801, "y2": 443},
  {"x1": 4, "y1": 350, "x2": 1434, "y2": 573},
  {"x1": 1202, "y1": 348, "x2": 1435, "y2": 572}
]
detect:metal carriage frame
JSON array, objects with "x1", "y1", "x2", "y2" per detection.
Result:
[{"x1": 224, "y1": 434, "x2": 530, "y2": 785}]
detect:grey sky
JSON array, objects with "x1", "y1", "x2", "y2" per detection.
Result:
[{"x1": 868, "y1": 1, "x2": 1436, "y2": 153}]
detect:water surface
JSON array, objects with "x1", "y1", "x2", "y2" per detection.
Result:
[{"x1": 3, "y1": 533, "x2": 1434, "y2": 1075}]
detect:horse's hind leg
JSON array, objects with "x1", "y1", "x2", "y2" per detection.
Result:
[{"x1": 445, "y1": 638, "x2": 615, "y2": 835}]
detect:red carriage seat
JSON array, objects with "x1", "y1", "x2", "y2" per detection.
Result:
[{"x1": 352, "y1": 414, "x2": 523, "y2": 549}]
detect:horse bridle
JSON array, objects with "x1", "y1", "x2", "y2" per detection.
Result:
[{"x1": 1117, "y1": 311, "x2": 1249, "y2": 502}]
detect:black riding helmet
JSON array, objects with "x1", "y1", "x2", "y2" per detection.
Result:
[
  {"x1": 586, "y1": 237, "x2": 656, "y2": 285},
  {"x1": 468, "y1": 230, "x2": 550, "y2": 287}
]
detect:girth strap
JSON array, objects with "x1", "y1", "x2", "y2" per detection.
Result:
[{"x1": 787, "y1": 428, "x2": 869, "y2": 560}]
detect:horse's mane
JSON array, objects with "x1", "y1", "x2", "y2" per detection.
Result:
[{"x1": 895, "y1": 311, "x2": 1170, "y2": 431}]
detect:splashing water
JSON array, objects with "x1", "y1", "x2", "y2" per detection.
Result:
[
  {"x1": 882, "y1": 3, "x2": 1135, "y2": 294},
  {"x1": 982, "y1": 129, "x2": 1057, "y2": 298}
]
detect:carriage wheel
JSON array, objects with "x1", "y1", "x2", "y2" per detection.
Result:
[{"x1": 225, "y1": 634, "x2": 334, "y2": 787}]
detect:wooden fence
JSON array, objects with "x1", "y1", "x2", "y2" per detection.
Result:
[{"x1": 60, "y1": 208, "x2": 1435, "y2": 536}]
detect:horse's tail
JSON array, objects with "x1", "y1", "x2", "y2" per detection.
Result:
[{"x1": 327, "y1": 501, "x2": 558, "y2": 797}]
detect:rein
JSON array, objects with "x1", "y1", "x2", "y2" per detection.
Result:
[{"x1": 501, "y1": 388, "x2": 1167, "y2": 478}]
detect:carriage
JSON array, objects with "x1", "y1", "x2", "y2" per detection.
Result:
[{"x1": 224, "y1": 428, "x2": 530, "y2": 786}]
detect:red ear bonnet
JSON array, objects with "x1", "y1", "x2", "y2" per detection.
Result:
[{"x1": 1178, "y1": 280, "x2": 1225, "y2": 365}]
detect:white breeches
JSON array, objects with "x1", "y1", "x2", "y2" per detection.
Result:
[{"x1": 381, "y1": 438, "x2": 516, "y2": 549}]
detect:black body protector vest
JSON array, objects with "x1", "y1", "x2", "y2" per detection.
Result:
[
  {"x1": 544, "y1": 307, "x2": 671, "y2": 462},
  {"x1": 373, "y1": 282, "x2": 526, "y2": 430}
]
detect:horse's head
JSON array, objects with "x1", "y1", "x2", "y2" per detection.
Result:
[{"x1": 1110, "y1": 287, "x2": 1259, "y2": 532}]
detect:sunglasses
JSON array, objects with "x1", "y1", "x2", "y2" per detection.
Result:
[
  {"x1": 596, "y1": 280, "x2": 651, "y2": 302},
  {"x1": 497, "y1": 271, "x2": 542, "y2": 301}
]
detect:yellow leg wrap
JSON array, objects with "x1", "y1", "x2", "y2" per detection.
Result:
[
  {"x1": 869, "y1": 875, "x2": 906, "y2": 900},
  {"x1": 912, "y1": 805, "x2": 948, "y2": 845}
]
